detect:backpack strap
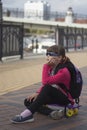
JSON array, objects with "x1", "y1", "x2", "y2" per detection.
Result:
[
  {"x1": 58, "y1": 83, "x2": 74, "y2": 105},
  {"x1": 54, "y1": 61, "x2": 76, "y2": 104}
]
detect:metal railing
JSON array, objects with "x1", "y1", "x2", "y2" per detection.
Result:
[{"x1": 3, "y1": 7, "x2": 87, "y2": 21}]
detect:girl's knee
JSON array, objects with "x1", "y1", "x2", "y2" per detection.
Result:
[
  {"x1": 42, "y1": 84, "x2": 52, "y2": 91},
  {"x1": 24, "y1": 98, "x2": 28, "y2": 106},
  {"x1": 24, "y1": 98, "x2": 32, "y2": 107}
]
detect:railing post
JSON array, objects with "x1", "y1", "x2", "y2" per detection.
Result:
[
  {"x1": 55, "y1": 25, "x2": 64, "y2": 46},
  {"x1": 55, "y1": 25, "x2": 59, "y2": 45},
  {"x1": 20, "y1": 23, "x2": 24, "y2": 59},
  {"x1": 0, "y1": 0, "x2": 3, "y2": 61}
]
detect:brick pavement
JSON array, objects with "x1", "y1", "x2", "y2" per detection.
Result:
[
  {"x1": 0, "y1": 51, "x2": 87, "y2": 96},
  {"x1": 0, "y1": 57, "x2": 46, "y2": 95},
  {"x1": 0, "y1": 58, "x2": 87, "y2": 129}
]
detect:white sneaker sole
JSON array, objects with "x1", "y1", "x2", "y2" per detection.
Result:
[
  {"x1": 50, "y1": 110, "x2": 64, "y2": 120},
  {"x1": 10, "y1": 118, "x2": 34, "y2": 124}
]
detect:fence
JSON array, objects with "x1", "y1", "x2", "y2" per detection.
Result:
[{"x1": 0, "y1": 1, "x2": 24, "y2": 61}]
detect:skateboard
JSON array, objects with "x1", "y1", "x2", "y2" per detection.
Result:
[{"x1": 66, "y1": 103, "x2": 81, "y2": 117}]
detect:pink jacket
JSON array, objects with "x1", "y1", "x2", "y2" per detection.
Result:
[{"x1": 37, "y1": 64, "x2": 71, "y2": 93}]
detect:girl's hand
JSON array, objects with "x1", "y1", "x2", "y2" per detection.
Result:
[
  {"x1": 27, "y1": 93, "x2": 39, "y2": 102},
  {"x1": 47, "y1": 57, "x2": 58, "y2": 66}
]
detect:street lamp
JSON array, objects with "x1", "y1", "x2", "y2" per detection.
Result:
[
  {"x1": 0, "y1": 0, "x2": 2, "y2": 21},
  {"x1": 0, "y1": 0, "x2": 3, "y2": 61}
]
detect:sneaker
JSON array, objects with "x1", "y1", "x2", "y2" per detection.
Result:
[
  {"x1": 50, "y1": 109, "x2": 64, "y2": 120},
  {"x1": 11, "y1": 114, "x2": 34, "y2": 123}
]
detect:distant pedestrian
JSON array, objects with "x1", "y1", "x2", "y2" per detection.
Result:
[{"x1": 32, "y1": 39, "x2": 34, "y2": 50}]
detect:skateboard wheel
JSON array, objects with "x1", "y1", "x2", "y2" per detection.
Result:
[
  {"x1": 66, "y1": 109, "x2": 74, "y2": 117},
  {"x1": 73, "y1": 108, "x2": 79, "y2": 115}
]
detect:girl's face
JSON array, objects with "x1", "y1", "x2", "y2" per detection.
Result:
[{"x1": 46, "y1": 54, "x2": 62, "y2": 66}]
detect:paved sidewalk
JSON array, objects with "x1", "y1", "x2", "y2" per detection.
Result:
[
  {"x1": 0, "y1": 66, "x2": 87, "y2": 130},
  {"x1": 0, "y1": 51, "x2": 87, "y2": 130},
  {"x1": 0, "y1": 51, "x2": 87, "y2": 96}
]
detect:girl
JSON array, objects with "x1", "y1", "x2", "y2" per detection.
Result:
[{"x1": 11, "y1": 45, "x2": 72, "y2": 123}]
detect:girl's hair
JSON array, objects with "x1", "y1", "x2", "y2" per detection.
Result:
[{"x1": 47, "y1": 45, "x2": 65, "y2": 57}]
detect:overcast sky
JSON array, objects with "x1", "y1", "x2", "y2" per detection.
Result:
[{"x1": 1, "y1": 0, "x2": 87, "y2": 15}]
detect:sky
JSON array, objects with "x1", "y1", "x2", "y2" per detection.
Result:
[{"x1": 1, "y1": 0, "x2": 87, "y2": 15}]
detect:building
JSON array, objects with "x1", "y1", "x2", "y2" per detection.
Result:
[{"x1": 24, "y1": 0, "x2": 50, "y2": 20}]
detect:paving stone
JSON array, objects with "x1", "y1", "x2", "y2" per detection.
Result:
[{"x1": 0, "y1": 53, "x2": 87, "y2": 130}]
